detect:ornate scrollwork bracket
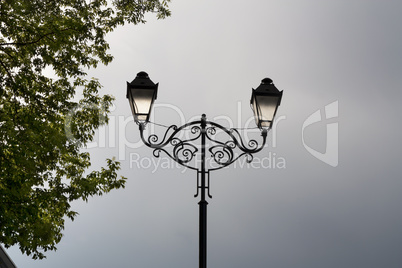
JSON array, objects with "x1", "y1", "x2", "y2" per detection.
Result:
[{"x1": 138, "y1": 115, "x2": 268, "y2": 198}]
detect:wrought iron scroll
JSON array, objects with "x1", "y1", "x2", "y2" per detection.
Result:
[
  {"x1": 206, "y1": 123, "x2": 267, "y2": 171},
  {"x1": 139, "y1": 122, "x2": 202, "y2": 170},
  {"x1": 139, "y1": 119, "x2": 267, "y2": 172}
]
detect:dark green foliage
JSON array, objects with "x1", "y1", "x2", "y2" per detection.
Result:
[{"x1": 0, "y1": 0, "x2": 170, "y2": 259}]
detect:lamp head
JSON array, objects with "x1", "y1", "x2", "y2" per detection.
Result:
[
  {"x1": 126, "y1": 71, "x2": 158, "y2": 124},
  {"x1": 250, "y1": 78, "x2": 283, "y2": 129}
]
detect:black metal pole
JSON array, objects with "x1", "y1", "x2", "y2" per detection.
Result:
[{"x1": 199, "y1": 114, "x2": 208, "y2": 268}]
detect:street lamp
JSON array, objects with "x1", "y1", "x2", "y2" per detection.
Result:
[
  {"x1": 127, "y1": 71, "x2": 283, "y2": 268},
  {"x1": 251, "y1": 78, "x2": 283, "y2": 129},
  {"x1": 126, "y1": 71, "x2": 158, "y2": 123}
]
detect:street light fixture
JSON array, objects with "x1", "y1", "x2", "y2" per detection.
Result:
[
  {"x1": 126, "y1": 71, "x2": 158, "y2": 123},
  {"x1": 127, "y1": 71, "x2": 283, "y2": 268},
  {"x1": 251, "y1": 78, "x2": 283, "y2": 129}
]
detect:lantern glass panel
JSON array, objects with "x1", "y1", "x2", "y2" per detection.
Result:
[
  {"x1": 129, "y1": 88, "x2": 155, "y2": 122},
  {"x1": 254, "y1": 95, "x2": 280, "y2": 127}
]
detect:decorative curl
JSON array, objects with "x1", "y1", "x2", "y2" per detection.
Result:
[
  {"x1": 244, "y1": 153, "x2": 254, "y2": 163},
  {"x1": 209, "y1": 144, "x2": 234, "y2": 166},
  {"x1": 146, "y1": 125, "x2": 178, "y2": 147},
  {"x1": 148, "y1": 134, "x2": 159, "y2": 144},
  {"x1": 153, "y1": 149, "x2": 162, "y2": 158},
  {"x1": 173, "y1": 142, "x2": 198, "y2": 164},
  {"x1": 225, "y1": 140, "x2": 236, "y2": 149},
  {"x1": 170, "y1": 137, "x2": 181, "y2": 146},
  {"x1": 229, "y1": 129, "x2": 260, "y2": 152},
  {"x1": 206, "y1": 127, "x2": 216, "y2": 136},
  {"x1": 247, "y1": 139, "x2": 258, "y2": 150},
  {"x1": 191, "y1": 126, "x2": 201, "y2": 134}
]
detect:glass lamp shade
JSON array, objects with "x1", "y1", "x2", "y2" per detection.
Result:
[
  {"x1": 127, "y1": 72, "x2": 158, "y2": 123},
  {"x1": 251, "y1": 78, "x2": 283, "y2": 129}
]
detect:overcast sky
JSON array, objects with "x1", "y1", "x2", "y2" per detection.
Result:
[{"x1": 7, "y1": 0, "x2": 402, "y2": 267}]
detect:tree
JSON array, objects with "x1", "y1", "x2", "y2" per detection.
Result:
[{"x1": 0, "y1": 0, "x2": 170, "y2": 259}]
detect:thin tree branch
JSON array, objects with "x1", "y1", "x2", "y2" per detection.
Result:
[
  {"x1": 0, "y1": 28, "x2": 74, "y2": 47},
  {"x1": 0, "y1": 46, "x2": 17, "y2": 62},
  {"x1": 0, "y1": 58, "x2": 13, "y2": 82}
]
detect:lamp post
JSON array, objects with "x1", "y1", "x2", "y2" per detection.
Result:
[{"x1": 127, "y1": 72, "x2": 283, "y2": 268}]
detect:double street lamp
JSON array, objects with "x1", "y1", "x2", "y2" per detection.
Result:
[{"x1": 127, "y1": 71, "x2": 283, "y2": 268}]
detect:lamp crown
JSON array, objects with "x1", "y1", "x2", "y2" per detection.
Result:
[
  {"x1": 128, "y1": 71, "x2": 158, "y2": 90},
  {"x1": 261, "y1": 78, "x2": 273, "y2": 84},
  {"x1": 137, "y1": 71, "x2": 149, "y2": 79},
  {"x1": 254, "y1": 78, "x2": 280, "y2": 94}
]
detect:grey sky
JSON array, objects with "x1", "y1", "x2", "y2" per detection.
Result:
[{"x1": 7, "y1": 0, "x2": 402, "y2": 267}]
